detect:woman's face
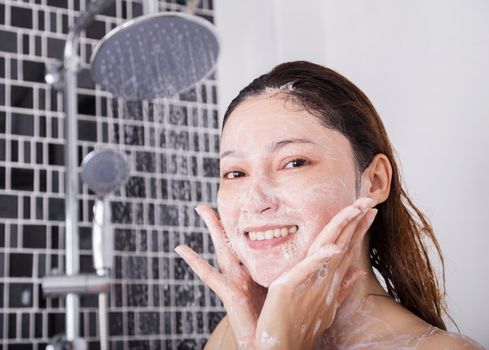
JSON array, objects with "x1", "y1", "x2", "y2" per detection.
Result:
[{"x1": 217, "y1": 94, "x2": 359, "y2": 287}]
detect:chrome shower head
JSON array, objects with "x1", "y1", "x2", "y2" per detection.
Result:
[
  {"x1": 90, "y1": 12, "x2": 220, "y2": 100},
  {"x1": 81, "y1": 149, "x2": 130, "y2": 197}
]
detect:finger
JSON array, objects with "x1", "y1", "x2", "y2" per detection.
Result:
[
  {"x1": 353, "y1": 196, "x2": 377, "y2": 213},
  {"x1": 307, "y1": 206, "x2": 360, "y2": 256},
  {"x1": 174, "y1": 245, "x2": 230, "y2": 297},
  {"x1": 334, "y1": 209, "x2": 369, "y2": 253},
  {"x1": 270, "y1": 244, "x2": 343, "y2": 290},
  {"x1": 340, "y1": 208, "x2": 378, "y2": 267},
  {"x1": 311, "y1": 206, "x2": 371, "y2": 287},
  {"x1": 337, "y1": 208, "x2": 378, "y2": 252},
  {"x1": 307, "y1": 197, "x2": 375, "y2": 255},
  {"x1": 338, "y1": 209, "x2": 377, "y2": 279},
  {"x1": 322, "y1": 210, "x2": 377, "y2": 305},
  {"x1": 334, "y1": 197, "x2": 376, "y2": 249},
  {"x1": 348, "y1": 208, "x2": 378, "y2": 263},
  {"x1": 175, "y1": 245, "x2": 259, "y2": 345},
  {"x1": 317, "y1": 208, "x2": 376, "y2": 306},
  {"x1": 195, "y1": 204, "x2": 241, "y2": 272},
  {"x1": 336, "y1": 267, "x2": 367, "y2": 305}
]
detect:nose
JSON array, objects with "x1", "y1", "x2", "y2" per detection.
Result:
[{"x1": 241, "y1": 179, "x2": 279, "y2": 215}]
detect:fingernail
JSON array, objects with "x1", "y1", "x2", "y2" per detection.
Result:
[
  {"x1": 194, "y1": 206, "x2": 202, "y2": 215},
  {"x1": 174, "y1": 245, "x2": 187, "y2": 255},
  {"x1": 367, "y1": 208, "x2": 378, "y2": 225},
  {"x1": 356, "y1": 197, "x2": 376, "y2": 212}
]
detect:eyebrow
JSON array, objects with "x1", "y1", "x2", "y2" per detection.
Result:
[{"x1": 220, "y1": 138, "x2": 317, "y2": 159}]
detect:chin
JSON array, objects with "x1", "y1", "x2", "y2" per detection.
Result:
[{"x1": 250, "y1": 268, "x2": 285, "y2": 288}]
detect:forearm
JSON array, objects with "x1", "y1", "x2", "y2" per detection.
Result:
[{"x1": 204, "y1": 316, "x2": 240, "y2": 350}]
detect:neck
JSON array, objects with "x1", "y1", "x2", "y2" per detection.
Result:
[{"x1": 320, "y1": 242, "x2": 394, "y2": 347}]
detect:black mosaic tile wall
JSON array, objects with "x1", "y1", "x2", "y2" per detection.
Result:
[{"x1": 0, "y1": 0, "x2": 224, "y2": 349}]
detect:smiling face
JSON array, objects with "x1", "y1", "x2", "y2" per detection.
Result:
[{"x1": 217, "y1": 93, "x2": 360, "y2": 287}]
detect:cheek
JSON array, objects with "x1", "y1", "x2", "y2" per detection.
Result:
[
  {"x1": 275, "y1": 176, "x2": 357, "y2": 250},
  {"x1": 217, "y1": 189, "x2": 240, "y2": 235},
  {"x1": 275, "y1": 175, "x2": 356, "y2": 214}
]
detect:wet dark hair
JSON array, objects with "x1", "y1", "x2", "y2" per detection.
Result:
[{"x1": 222, "y1": 61, "x2": 450, "y2": 330}]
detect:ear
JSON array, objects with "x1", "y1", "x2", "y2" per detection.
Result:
[{"x1": 359, "y1": 154, "x2": 392, "y2": 204}]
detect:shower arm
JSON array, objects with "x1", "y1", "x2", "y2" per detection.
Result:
[{"x1": 60, "y1": 0, "x2": 114, "y2": 347}]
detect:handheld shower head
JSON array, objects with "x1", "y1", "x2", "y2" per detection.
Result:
[
  {"x1": 81, "y1": 149, "x2": 130, "y2": 277},
  {"x1": 81, "y1": 149, "x2": 130, "y2": 197},
  {"x1": 90, "y1": 12, "x2": 220, "y2": 100}
]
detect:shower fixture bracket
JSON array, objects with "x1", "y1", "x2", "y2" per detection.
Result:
[{"x1": 45, "y1": 60, "x2": 65, "y2": 90}]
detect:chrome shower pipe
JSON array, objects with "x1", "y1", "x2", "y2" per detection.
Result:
[
  {"x1": 61, "y1": 0, "x2": 114, "y2": 345},
  {"x1": 142, "y1": 0, "x2": 158, "y2": 14}
]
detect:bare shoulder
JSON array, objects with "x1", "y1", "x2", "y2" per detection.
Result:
[
  {"x1": 204, "y1": 315, "x2": 238, "y2": 350},
  {"x1": 418, "y1": 328, "x2": 485, "y2": 350}
]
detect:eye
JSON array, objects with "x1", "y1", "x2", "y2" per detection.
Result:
[
  {"x1": 284, "y1": 158, "x2": 308, "y2": 169},
  {"x1": 223, "y1": 170, "x2": 245, "y2": 179}
]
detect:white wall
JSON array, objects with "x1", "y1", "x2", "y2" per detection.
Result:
[
  {"x1": 215, "y1": 0, "x2": 489, "y2": 346},
  {"x1": 214, "y1": 0, "x2": 327, "y2": 118}
]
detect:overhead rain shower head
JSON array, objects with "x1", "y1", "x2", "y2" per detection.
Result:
[{"x1": 90, "y1": 12, "x2": 220, "y2": 100}]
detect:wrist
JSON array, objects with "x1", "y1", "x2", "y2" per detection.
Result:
[{"x1": 254, "y1": 331, "x2": 293, "y2": 350}]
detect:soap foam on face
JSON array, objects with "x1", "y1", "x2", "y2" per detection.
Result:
[{"x1": 217, "y1": 95, "x2": 358, "y2": 286}]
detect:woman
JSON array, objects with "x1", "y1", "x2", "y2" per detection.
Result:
[{"x1": 175, "y1": 61, "x2": 484, "y2": 349}]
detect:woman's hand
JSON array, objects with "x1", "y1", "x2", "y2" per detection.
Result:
[
  {"x1": 175, "y1": 197, "x2": 377, "y2": 349},
  {"x1": 175, "y1": 205, "x2": 267, "y2": 349},
  {"x1": 255, "y1": 197, "x2": 378, "y2": 350}
]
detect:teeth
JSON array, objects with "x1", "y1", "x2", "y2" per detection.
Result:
[{"x1": 248, "y1": 225, "x2": 298, "y2": 241}]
